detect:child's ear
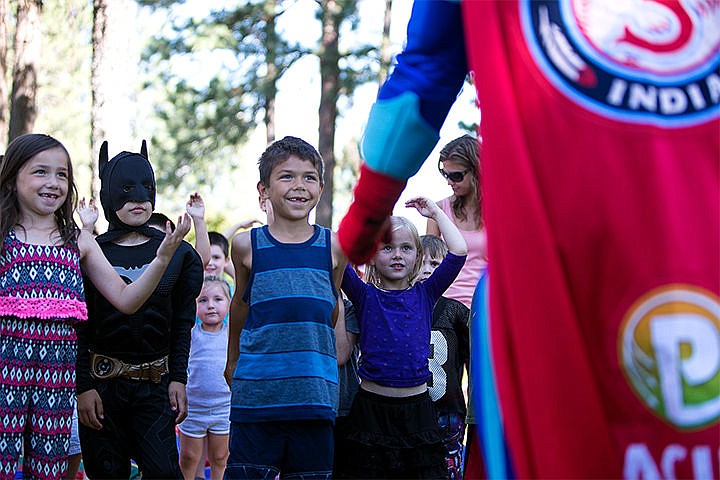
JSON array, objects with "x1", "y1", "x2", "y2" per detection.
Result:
[{"x1": 256, "y1": 180, "x2": 268, "y2": 196}]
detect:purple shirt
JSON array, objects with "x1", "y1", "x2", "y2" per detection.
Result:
[{"x1": 342, "y1": 252, "x2": 465, "y2": 388}]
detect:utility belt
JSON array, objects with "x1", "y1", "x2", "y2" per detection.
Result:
[{"x1": 90, "y1": 352, "x2": 169, "y2": 383}]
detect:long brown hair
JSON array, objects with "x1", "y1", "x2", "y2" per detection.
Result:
[
  {"x1": 0, "y1": 134, "x2": 79, "y2": 247},
  {"x1": 439, "y1": 134, "x2": 481, "y2": 228}
]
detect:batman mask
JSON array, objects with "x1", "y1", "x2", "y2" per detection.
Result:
[{"x1": 96, "y1": 140, "x2": 163, "y2": 244}]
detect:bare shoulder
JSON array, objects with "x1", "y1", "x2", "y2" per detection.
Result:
[
  {"x1": 231, "y1": 229, "x2": 252, "y2": 250},
  {"x1": 437, "y1": 196, "x2": 452, "y2": 206},
  {"x1": 330, "y1": 231, "x2": 347, "y2": 271},
  {"x1": 230, "y1": 229, "x2": 253, "y2": 270}
]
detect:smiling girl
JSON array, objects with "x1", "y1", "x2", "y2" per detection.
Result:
[
  {"x1": 0, "y1": 134, "x2": 190, "y2": 479},
  {"x1": 337, "y1": 196, "x2": 467, "y2": 479}
]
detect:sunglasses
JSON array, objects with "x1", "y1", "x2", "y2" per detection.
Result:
[{"x1": 439, "y1": 167, "x2": 470, "y2": 183}]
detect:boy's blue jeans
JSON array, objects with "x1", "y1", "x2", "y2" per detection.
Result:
[{"x1": 225, "y1": 420, "x2": 333, "y2": 480}]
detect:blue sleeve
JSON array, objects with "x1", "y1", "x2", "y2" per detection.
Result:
[
  {"x1": 424, "y1": 251, "x2": 466, "y2": 301},
  {"x1": 379, "y1": 0, "x2": 467, "y2": 130},
  {"x1": 341, "y1": 264, "x2": 365, "y2": 307},
  {"x1": 360, "y1": 0, "x2": 468, "y2": 180}
]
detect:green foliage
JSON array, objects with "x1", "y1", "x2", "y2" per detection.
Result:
[
  {"x1": 35, "y1": 0, "x2": 93, "y2": 198},
  {"x1": 146, "y1": 76, "x2": 254, "y2": 189},
  {"x1": 135, "y1": 0, "x2": 381, "y2": 228},
  {"x1": 138, "y1": 0, "x2": 306, "y2": 191}
]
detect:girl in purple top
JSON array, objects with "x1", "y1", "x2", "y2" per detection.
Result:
[{"x1": 337, "y1": 196, "x2": 467, "y2": 479}]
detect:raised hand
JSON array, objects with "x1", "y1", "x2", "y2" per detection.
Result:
[
  {"x1": 239, "y1": 218, "x2": 262, "y2": 230},
  {"x1": 185, "y1": 192, "x2": 205, "y2": 220},
  {"x1": 156, "y1": 213, "x2": 192, "y2": 263},
  {"x1": 405, "y1": 196, "x2": 440, "y2": 219},
  {"x1": 77, "y1": 197, "x2": 99, "y2": 232}
]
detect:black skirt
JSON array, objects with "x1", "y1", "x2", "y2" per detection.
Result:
[{"x1": 334, "y1": 388, "x2": 449, "y2": 479}]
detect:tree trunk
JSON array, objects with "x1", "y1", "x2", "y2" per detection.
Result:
[
  {"x1": 0, "y1": 0, "x2": 9, "y2": 147},
  {"x1": 264, "y1": 77, "x2": 276, "y2": 144},
  {"x1": 263, "y1": 0, "x2": 277, "y2": 144},
  {"x1": 316, "y1": 0, "x2": 341, "y2": 228},
  {"x1": 378, "y1": 0, "x2": 393, "y2": 89},
  {"x1": 9, "y1": 0, "x2": 41, "y2": 142},
  {"x1": 91, "y1": 0, "x2": 108, "y2": 207}
]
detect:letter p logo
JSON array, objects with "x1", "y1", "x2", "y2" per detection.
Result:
[{"x1": 619, "y1": 285, "x2": 720, "y2": 430}]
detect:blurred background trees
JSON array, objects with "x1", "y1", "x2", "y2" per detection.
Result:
[{"x1": 0, "y1": 0, "x2": 476, "y2": 232}]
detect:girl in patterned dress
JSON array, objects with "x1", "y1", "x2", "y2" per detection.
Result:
[{"x1": 0, "y1": 134, "x2": 191, "y2": 480}]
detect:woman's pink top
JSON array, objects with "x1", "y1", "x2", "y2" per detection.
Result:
[{"x1": 438, "y1": 197, "x2": 487, "y2": 308}]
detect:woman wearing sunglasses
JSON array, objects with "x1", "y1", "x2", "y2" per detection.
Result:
[{"x1": 426, "y1": 134, "x2": 487, "y2": 309}]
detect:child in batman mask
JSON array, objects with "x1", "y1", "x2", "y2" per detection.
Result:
[
  {"x1": 96, "y1": 141, "x2": 163, "y2": 243},
  {"x1": 76, "y1": 141, "x2": 203, "y2": 479}
]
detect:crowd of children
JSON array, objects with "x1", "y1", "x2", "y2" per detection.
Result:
[
  {"x1": 3, "y1": 1, "x2": 715, "y2": 478},
  {"x1": 0, "y1": 133, "x2": 476, "y2": 480}
]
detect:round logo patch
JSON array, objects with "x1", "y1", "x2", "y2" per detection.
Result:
[
  {"x1": 618, "y1": 285, "x2": 720, "y2": 430},
  {"x1": 94, "y1": 357, "x2": 114, "y2": 377},
  {"x1": 520, "y1": 0, "x2": 720, "y2": 127}
]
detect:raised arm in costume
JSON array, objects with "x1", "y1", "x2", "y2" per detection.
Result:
[{"x1": 337, "y1": 1, "x2": 466, "y2": 265}]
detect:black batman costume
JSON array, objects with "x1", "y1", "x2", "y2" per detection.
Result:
[{"x1": 76, "y1": 141, "x2": 202, "y2": 479}]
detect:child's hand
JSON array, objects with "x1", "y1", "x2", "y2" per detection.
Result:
[
  {"x1": 405, "y1": 196, "x2": 439, "y2": 219},
  {"x1": 224, "y1": 362, "x2": 235, "y2": 388},
  {"x1": 77, "y1": 197, "x2": 99, "y2": 231},
  {"x1": 238, "y1": 218, "x2": 261, "y2": 230},
  {"x1": 156, "y1": 213, "x2": 192, "y2": 263},
  {"x1": 168, "y1": 381, "x2": 188, "y2": 424},
  {"x1": 185, "y1": 192, "x2": 205, "y2": 219},
  {"x1": 77, "y1": 389, "x2": 104, "y2": 430}
]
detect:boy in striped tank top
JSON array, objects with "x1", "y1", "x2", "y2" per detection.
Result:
[{"x1": 224, "y1": 136, "x2": 347, "y2": 479}]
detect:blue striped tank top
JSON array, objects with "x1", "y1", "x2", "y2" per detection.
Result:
[{"x1": 230, "y1": 225, "x2": 338, "y2": 423}]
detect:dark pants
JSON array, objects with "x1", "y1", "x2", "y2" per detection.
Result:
[
  {"x1": 78, "y1": 377, "x2": 182, "y2": 479},
  {"x1": 332, "y1": 415, "x2": 353, "y2": 479},
  {"x1": 225, "y1": 420, "x2": 333, "y2": 480}
]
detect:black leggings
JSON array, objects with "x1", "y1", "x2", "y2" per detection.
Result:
[{"x1": 78, "y1": 377, "x2": 182, "y2": 479}]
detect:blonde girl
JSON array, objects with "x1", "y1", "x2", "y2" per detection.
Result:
[
  {"x1": 0, "y1": 133, "x2": 189, "y2": 480},
  {"x1": 337, "y1": 196, "x2": 467, "y2": 479},
  {"x1": 179, "y1": 275, "x2": 232, "y2": 480}
]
